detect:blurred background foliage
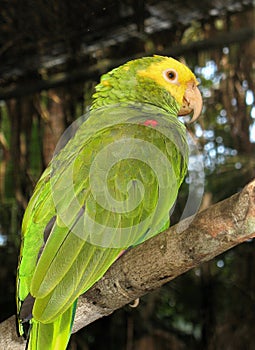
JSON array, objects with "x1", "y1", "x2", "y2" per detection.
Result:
[{"x1": 0, "y1": 1, "x2": 254, "y2": 349}]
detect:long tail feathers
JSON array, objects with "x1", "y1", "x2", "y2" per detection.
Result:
[{"x1": 27, "y1": 301, "x2": 77, "y2": 350}]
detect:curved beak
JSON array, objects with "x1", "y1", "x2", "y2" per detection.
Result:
[{"x1": 178, "y1": 81, "x2": 203, "y2": 123}]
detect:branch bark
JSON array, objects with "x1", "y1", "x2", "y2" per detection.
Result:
[{"x1": 1, "y1": 179, "x2": 255, "y2": 349}]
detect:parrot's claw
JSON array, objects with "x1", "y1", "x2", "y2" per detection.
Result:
[{"x1": 129, "y1": 298, "x2": 140, "y2": 308}]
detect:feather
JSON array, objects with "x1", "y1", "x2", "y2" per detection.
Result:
[{"x1": 17, "y1": 56, "x2": 202, "y2": 349}]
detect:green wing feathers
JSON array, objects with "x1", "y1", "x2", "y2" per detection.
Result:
[
  {"x1": 28, "y1": 303, "x2": 76, "y2": 350},
  {"x1": 17, "y1": 105, "x2": 188, "y2": 348}
]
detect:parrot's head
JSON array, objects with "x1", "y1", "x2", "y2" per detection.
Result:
[{"x1": 92, "y1": 55, "x2": 202, "y2": 122}]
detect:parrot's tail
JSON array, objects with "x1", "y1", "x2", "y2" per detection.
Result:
[{"x1": 27, "y1": 301, "x2": 77, "y2": 350}]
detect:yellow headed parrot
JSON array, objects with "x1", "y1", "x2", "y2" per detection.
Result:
[{"x1": 17, "y1": 55, "x2": 202, "y2": 349}]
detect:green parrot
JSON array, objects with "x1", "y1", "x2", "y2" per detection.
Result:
[{"x1": 16, "y1": 55, "x2": 202, "y2": 349}]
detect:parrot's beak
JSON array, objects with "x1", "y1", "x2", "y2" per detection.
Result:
[{"x1": 178, "y1": 81, "x2": 203, "y2": 123}]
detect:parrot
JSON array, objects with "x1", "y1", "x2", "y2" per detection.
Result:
[{"x1": 16, "y1": 55, "x2": 203, "y2": 350}]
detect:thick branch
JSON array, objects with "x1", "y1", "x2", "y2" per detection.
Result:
[
  {"x1": 1, "y1": 179, "x2": 255, "y2": 349},
  {"x1": 73, "y1": 178, "x2": 255, "y2": 332}
]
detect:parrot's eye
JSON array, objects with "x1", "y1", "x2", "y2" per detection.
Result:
[{"x1": 163, "y1": 69, "x2": 178, "y2": 84}]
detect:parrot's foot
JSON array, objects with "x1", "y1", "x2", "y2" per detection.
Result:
[{"x1": 129, "y1": 298, "x2": 140, "y2": 308}]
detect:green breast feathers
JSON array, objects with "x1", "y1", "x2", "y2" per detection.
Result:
[{"x1": 16, "y1": 55, "x2": 202, "y2": 350}]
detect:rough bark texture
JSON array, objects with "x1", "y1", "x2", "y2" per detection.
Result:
[{"x1": 1, "y1": 179, "x2": 255, "y2": 349}]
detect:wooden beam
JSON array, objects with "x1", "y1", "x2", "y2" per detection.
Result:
[{"x1": 0, "y1": 27, "x2": 254, "y2": 100}]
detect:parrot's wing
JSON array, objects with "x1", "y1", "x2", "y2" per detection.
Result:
[{"x1": 18, "y1": 104, "x2": 188, "y2": 325}]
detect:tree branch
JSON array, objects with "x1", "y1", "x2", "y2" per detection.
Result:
[{"x1": 1, "y1": 179, "x2": 255, "y2": 349}]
